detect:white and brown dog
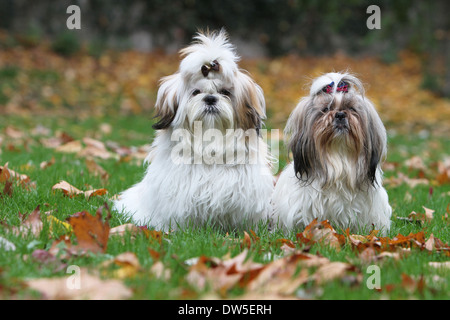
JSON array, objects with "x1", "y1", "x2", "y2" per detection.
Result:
[
  {"x1": 272, "y1": 73, "x2": 392, "y2": 234},
  {"x1": 114, "y1": 30, "x2": 274, "y2": 231}
]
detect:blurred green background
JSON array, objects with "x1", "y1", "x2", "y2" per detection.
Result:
[{"x1": 0, "y1": 0, "x2": 448, "y2": 97}]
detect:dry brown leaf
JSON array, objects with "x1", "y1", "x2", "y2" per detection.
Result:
[
  {"x1": 55, "y1": 140, "x2": 83, "y2": 153},
  {"x1": 52, "y1": 181, "x2": 83, "y2": 197},
  {"x1": 27, "y1": 269, "x2": 132, "y2": 300},
  {"x1": 436, "y1": 158, "x2": 450, "y2": 185},
  {"x1": 405, "y1": 156, "x2": 427, "y2": 171},
  {"x1": 401, "y1": 273, "x2": 425, "y2": 294},
  {"x1": 408, "y1": 206, "x2": 435, "y2": 224},
  {"x1": 52, "y1": 180, "x2": 107, "y2": 200},
  {"x1": 246, "y1": 252, "x2": 324, "y2": 295},
  {"x1": 384, "y1": 172, "x2": 429, "y2": 188},
  {"x1": 102, "y1": 252, "x2": 141, "y2": 279},
  {"x1": 424, "y1": 234, "x2": 437, "y2": 251},
  {"x1": 66, "y1": 206, "x2": 110, "y2": 254},
  {"x1": 150, "y1": 261, "x2": 171, "y2": 280},
  {"x1": 358, "y1": 247, "x2": 403, "y2": 264},
  {"x1": 297, "y1": 219, "x2": 343, "y2": 250},
  {"x1": 83, "y1": 188, "x2": 108, "y2": 199},
  {"x1": 246, "y1": 259, "x2": 309, "y2": 296},
  {"x1": 78, "y1": 137, "x2": 113, "y2": 159},
  {"x1": 85, "y1": 158, "x2": 109, "y2": 181},
  {"x1": 0, "y1": 236, "x2": 16, "y2": 252},
  {"x1": 7, "y1": 206, "x2": 44, "y2": 237},
  {"x1": 0, "y1": 163, "x2": 35, "y2": 189},
  {"x1": 1, "y1": 180, "x2": 13, "y2": 197},
  {"x1": 5, "y1": 126, "x2": 24, "y2": 139},
  {"x1": 241, "y1": 231, "x2": 252, "y2": 249},
  {"x1": 428, "y1": 261, "x2": 450, "y2": 270},
  {"x1": 109, "y1": 223, "x2": 141, "y2": 237},
  {"x1": 314, "y1": 262, "x2": 355, "y2": 284},
  {"x1": 186, "y1": 250, "x2": 264, "y2": 294},
  {"x1": 40, "y1": 157, "x2": 55, "y2": 170}
]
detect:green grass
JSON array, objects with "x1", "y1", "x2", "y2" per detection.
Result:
[{"x1": 0, "y1": 113, "x2": 449, "y2": 300}]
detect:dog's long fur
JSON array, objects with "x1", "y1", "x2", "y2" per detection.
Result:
[
  {"x1": 272, "y1": 72, "x2": 392, "y2": 234},
  {"x1": 114, "y1": 30, "x2": 274, "y2": 231}
]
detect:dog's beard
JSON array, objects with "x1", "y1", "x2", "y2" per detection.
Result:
[
  {"x1": 313, "y1": 110, "x2": 364, "y2": 159},
  {"x1": 186, "y1": 95, "x2": 234, "y2": 132},
  {"x1": 291, "y1": 92, "x2": 379, "y2": 191},
  {"x1": 313, "y1": 131, "x2": 365, "y2": 191},
  {"x1": 171, "y1": 92, "x2": 254, "y2": 166}
]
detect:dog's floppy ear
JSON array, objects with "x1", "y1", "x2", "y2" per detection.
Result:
[
  {"x1": 285, "y1": 97, "x2": 317, "y2": 182},
  {"x1": 234, "y1": 71, "x2": 266, "y2": 133},
  {"x1": 152, "y1": 74, "x2": 181, "y2": 130},
  {"x1": 363, "y1": 99, "x2": 387, "y2": 186}
]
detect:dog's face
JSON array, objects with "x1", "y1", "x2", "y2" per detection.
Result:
[
  {"x1": 184, "y1": 75, "x2": 236, "y2": 132},
  {"x1": 152, "y1": 30, "x2": 265, "y2": 134},
  {"x1": 286, "y1": 73, "x2": 387, "y2": 189}
]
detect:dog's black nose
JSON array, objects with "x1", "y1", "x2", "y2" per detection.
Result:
[
  {"x1": 335, "y1": 112, "x2": 346, "y2": 120},
  {"x1": 203, "y1": 95, "x2": 217, "y2": 105}
]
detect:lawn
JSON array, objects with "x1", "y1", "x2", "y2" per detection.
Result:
[{"x1": 0, "y1": 46, "x2": 449, "y2": 300}]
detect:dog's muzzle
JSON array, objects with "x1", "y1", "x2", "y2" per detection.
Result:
[
  {"x1": 203, "y1": 95, "x2": 219, "y2": 114},
  {"x1": 333, "y1": 112, "x2": 349, "y2": 131}
]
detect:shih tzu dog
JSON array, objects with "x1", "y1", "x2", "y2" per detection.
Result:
[
  {"x1": 114, "y1": 30, "x2": 274, "y2": 231},
  {"x1": 272, "y1": 72, "x2": 392, "y2": 234}
]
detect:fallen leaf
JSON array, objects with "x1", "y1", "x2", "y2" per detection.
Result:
[
  {"x1": 66, "y1": 205, "x2": 110, "y2": 254},
  {"x1": 27, "y1": 268, "x2": 132, "y2": 300},
  {"x1": 297, "y1": 219, "x2": 343, "y2": 250},
  {"x1": 4, "y1": 126, "x2": 24, "y2": 139},
  {"x1": 83, "y1": 188, "x2": 108, "y2": 199},
  {"x1": 55, "y1": 140, "x2": 83, "y2": 153},
  {"x1": 436, "y1": 159, "x2": 450, "y2": 185},
  {"x1": 186, "y1": 250, "x2": 264, "y2": 294},
  {"x1": 0, "y1": 163, "x2": 36, "y2": 190},
  {"x1": 102, "y1": 252, "x2": 141, "y2": 279},
  {"x1": 384, "y1": 172, "x2": 429, "y2": 188},
  {"x1": 52, "y1": 181, "x2": 83, "y2": 197},
  {"x1": 46, "y1": 214, "x2": 73, "y2": 234},
  {"x1": 78, "y1": 137, "x2": 113, "y2": 159},
  {"x1": 1, "y1": 180, "x2": 13, "y2": 197},
  {"x1": 52, "y1": 180, "x2": 107, "y2": 200},
  {"x1": 150, "y1": 261, "x2": 171, "y2": 280},
  {"x1": 405, "y1": 156, "x2": 426, "y2": 171},
  {"x1": 31, "y1": 249, "x2": 57, "y2": 264},
  {"x1": 241, "y1": 231, "x2": 252, "y2": 249},
  {"x1": 401, "y1": 273, "x2": 425, "y2": 294},
  {"x1": 8, "y1": 206, "x2": 44, "y2": 237},
  {"x1": 0, "y1": 237, "x2": 16, "y2": 252},
  {"x1": 109, "y1": 223, "x2": 141, "y2": 237},
  {"x1": 428, "y1": 261, "x2": 450, "y2": 270},
  {"x1": 314, "y1": 262, "x2": 355, "y2": 284},
  {"x1": 40, "y1": 157, "x2": 55, "y2": 169},
  {"x1": 408, "y1": 206, "x2": 435, "y2": 224},
  {"x1": 85, "y1": 158, "x2": 109, "y2": 181},
  {"x1": 247, "y1": 252, "x2": 325, "y2": 295}
]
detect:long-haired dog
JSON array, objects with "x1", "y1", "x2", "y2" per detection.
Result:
[
  {"x1": 114, "y1": 30, "x2": 274, "y2": 231},
  {"x1": 272, "y1": 72, "x2": 392, "y2": 234}
]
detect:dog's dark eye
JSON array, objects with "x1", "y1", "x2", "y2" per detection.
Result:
[
  {"x1": 349, "y1": 107, "x2": 356, "y2": 112},
  {"x1": 322, "y1": 107, "x2": 329, "y2": 113},
  {"x1": 220, "y1": 89, "x2": 231, "y2": 97},
  {"x1": 192, "y1": 89, "x2": 201, "y2": 96}
]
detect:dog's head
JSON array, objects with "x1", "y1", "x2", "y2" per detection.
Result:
[
  {"x1": 286, "y1": 72, "x2": 387, "y2": 188},
  {"x1": 152, "y1": 29, "x2": 265, "y2": 134}
]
